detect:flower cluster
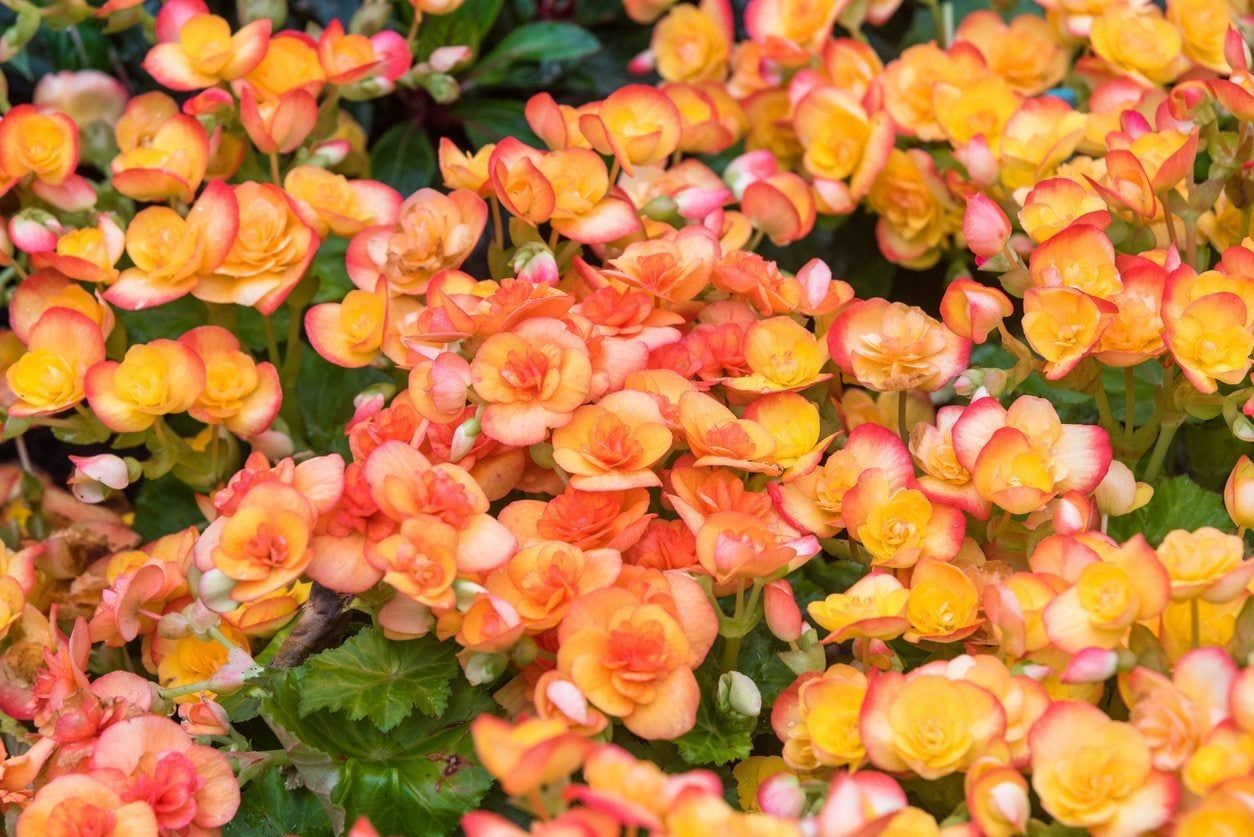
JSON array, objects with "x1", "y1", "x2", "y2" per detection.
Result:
[{"x1": 0, "y1": 0, "x2": 1252, "y2": 833}]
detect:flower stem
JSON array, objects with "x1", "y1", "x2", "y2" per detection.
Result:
[
  {"x1": 1123, "y1": 367, "x2": 1136, "y2": 441},
  {"x1": 897, "y1": 391, "x2": 909, "y2": 444},
  {"x1": 261, "y1": 315, "x2": 281, "y2": 369},
  {"x1": 1143, "y1": 417, "x2": 1182, "y2": 482}
]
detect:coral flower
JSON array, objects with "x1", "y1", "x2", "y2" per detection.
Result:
[
  {"x1": 471, "y1": 317, "x2": 593, "y2": 446},
  {"x1": 17, "y1": 774, "x2": 159, "y2": 837},
  {"x1": 485, "y1": 540, "x2": 621, "y2": 631},
  {"x1": 197, "y1": 482, "x2": 316, "y2": 602},
  {"x1": 284, "y1": 165, "x2": 402, "y2": 238},
  {"x1": 89, "y1": 715, "x2": 240, "y2": 831},
  {"x1": 828, "y1": 298, "x2": 970, "y2": 392},
  {"x1": 557, "y1": 585, "x2": 710, "y2": 739},
  {"x1": 0, "y1": 104, "x2": 80, "y2": 190},
  {"x1": 694, "y1": 511, "x2": 817, "y2": 590},
  {"x1": 677, "y1": 391, "x2": 778, "y2": 473},
  {"x1": 772, "y1": 664, "x2": 869, "y2": 771},
  {"x1": 347, "y1": 188, "x2": 487, "y2": 296}
]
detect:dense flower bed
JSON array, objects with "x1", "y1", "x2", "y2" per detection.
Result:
[{"x1": 0, "y1": 0, "x2": 1251, "y2": 834}]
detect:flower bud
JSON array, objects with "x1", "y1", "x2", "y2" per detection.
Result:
[
  {"x1": 758, "y1": 773, "x2": 806, "y2": 819},
  {"x1": 940, "y1": 277, "x2": 1013, "y2": 344},
  {"x1": 530, "y1": 442, "x2": 556, "y2": 470},
  {"x1": 1094, "y1": 460, "x2": 1153, "y2": 517},
  {"x1": 1225, "y1": 455, "x2": 1254, "y2": 530},
  {"x1": 9, "y1": 210, "x2": 63, "y2": 254},
  {"x1": 453, "y1": 579, "x2": 488, "y2": 612},
  {"x1": 421, "y1": 72, "x2": 460, "y2": 104},
  {"x1": 194, "y1": 569, "x2": 239, "y2": 614},
  {"x1": 463, "y1": 651, "x2": 508, "y2": 685},
  {"x1": 764, "y1": 580, "x2": 803, "y2": 642},
  {"x1": 450, "y1": 416, "x2": 481, "y2": 463},
  {"x1": 963, "y1": 194, "x2": 1012, "y2": 263},
  {"x1": 67, "y1": 454, "x2": 133, "y2": 504},
  {"x1": 209, "y1": 647, "x2": 261, "y2": 692},
  {"x1": 509, "y1": 635, "x2": 538, "y2": 668},
  {"x1": 511, "y1": 242, "x2": 559, "y2": 286},
  {"x1": 179, "y1": 697, "x2": 231, "y2": 737},
  {"x1": 717, "y1": 671, "x2": 762, "y2": 718},
  {"x1": 350, "y1": 0, "x2": 393, "y2": 35},
  {"x1": 249, "y1": 425, "x2": 296, "y2": 460},
  {"x1": 1060, "y1": 647, "x2": 1119, "y2": 684}
]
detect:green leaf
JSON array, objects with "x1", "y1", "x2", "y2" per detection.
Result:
[
  {"x1": 296, "y1": 350, "x2": 391, "y2": 457},
  {"x1": 674, "y1": 669, "x2": 755, "y2": 766},
  {"x1": 332, "y1": 755, "x2": 493, "y2": 837},
  {"x1": 224, "y1": 765, "x2": 334, "y2": 837},
  {"x1": 310, "y1": 235, "x2": 354, "y2": 304},
  {"x1": 469, "y1": 23, "x2": 600, "y2": 87},
  {"x1": 114, "y1": 297, "x2": 208, "y2": 344},
  {"x1": 413, "y1": 0, "x2": 504, "y2": 60},
  {"x1": 370, "y1": 121, "x2": 435, "y2": 198},
  {"x1": 450, "y1": 98, "x2": 541, "y2": 148},
  {"x1": 132, "y1": 475, "x2": 204, "y2": 540},
  {"x1": 1107, "y1": 475, "x2": 1235, "y2": 546},
  {"x1": 736, "y1": 629, "x2": 799, "y2": 711},
  {"x1": 298, "y1": 629, "x2": 458, "y2": 731},
  {"x1": 262, "y1": 670, "x2": 497, "y2": 837}
]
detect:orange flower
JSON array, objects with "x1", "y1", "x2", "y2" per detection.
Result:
[
  {"x1": 1030, "y1": 701, "x2": 1178, "y2": 834},
  {"x1": 198, "y1": 481, "x2": 316, "y2": 602},
  {"x1": 6, "y1": 308, "x2": 106, "y2": 418},
  {"x1": 106, "y1": 180, "x2": 238, "y2": 309},
  {"x1": 194, "y1": 182, "x2": 318, "y2": 315},
  {"x1": 602, "y1": 226, "x2": 720, "y2": 304},
  {"x1": 284, "y1": 165, "x2": 401, "y2": 238},
  {"x1": 470, "y1": 715, "x2": 594, "y2": 798},
  {"x1": 471, "y1": 317, "x2": 593, "y2": 446},
  {"x1": 861, "y1": 670, "x2": 1005, "y2": 779},
  {"x1": 485, "y1": 540, "x2": 621, "y2": 631},
  {"x1": 772, "y1": 664, "x2": 869, "y2": 771},
  {"x1": 808, "y1": 572, "x2": 909, "y2": 644},
  {"x1": 556, "y1": 584, "x2": 710, "y2": 739},
  {"x1": 111, "y1": 93, "x2": 209, "y2": 203},
  {"x1": 305, "y1": 283, "x2": 387, "y2": 369},
  {"x1": 1022, "y1": 286, "x2": 1116, "y2": 379},
  {"x1": 33, "y1": 215, "x2": 125, "y2": 285},
  {"x1": 1018, "y1": 178, "x2": 1111, "y2": 243},
  {"x1": 143, "y1": 0, "x2": 269, "y2": 91},
  {"x1": 552, "y1": 390, "x2": 673, "y2": 490},
  {"x1": 580, "y1": 85, "x2": 682, "y2": 174},
  {"x1": 179, "y1": 326, "x2": 282, "y2": 438},
  {"x1": 828, "y1": 298, "x2": 971, "y2": 392},
  {"x1": 677, "y1": 390, "x2": 777, "y2": 473},
  {"x1": 241, "y1": 31, "x2": 326, "y2": 100},
  {"x1": 954, "y1": 11, "x2": 1067, "y2": 94},
  {"x1": 0, "y1": 105, "x2": 78, "y2": 186},
  {"x1": 85, "y1": 339, "x2": 206, "y2": 433},
  {"x1": 903, "y1": 558, "x2": 981, "y2": 642},
  {"x1": 346, "y1": 188, "x2": 486, "y2": 296},
  {"x1": 652, "y1": 0, "x2": 733, "y2": 83},
  {"x1": 369, "y1": 517, "x2": 460, "y2": 609},
  {"x1": 1163, "y1": 292, "x2": 1253, "y2": 394}
]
